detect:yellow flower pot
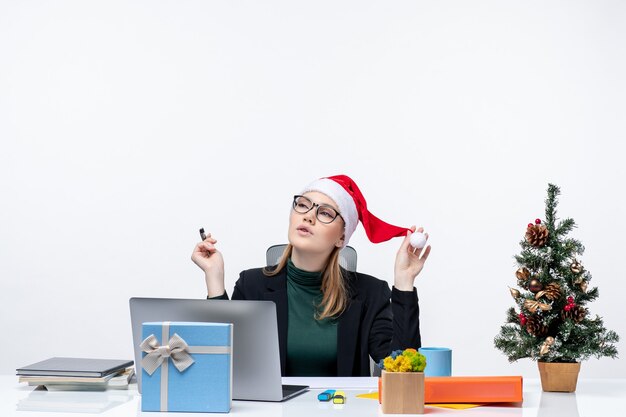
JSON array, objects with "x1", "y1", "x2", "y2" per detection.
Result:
[
  {"x1": 381, "y1": 370, "x2": 425, "y2": 414},
  {"x1": 538, "y1": 361, "x2": 581, "y2": 392}
]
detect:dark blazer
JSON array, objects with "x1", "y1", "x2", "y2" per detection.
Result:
[{"x1": 210, "y1": 266, "x2": 421, "y2": 376}]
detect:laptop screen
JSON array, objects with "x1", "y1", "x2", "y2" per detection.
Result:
[{"x1": 129, "y1": 298, "x2": 289, "y2": 401}]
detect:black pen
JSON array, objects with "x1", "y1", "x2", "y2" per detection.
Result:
[{"x1": 199, "y1": 228, "x2": 212, "y2": 256}]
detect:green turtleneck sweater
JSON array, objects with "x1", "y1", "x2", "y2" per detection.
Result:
[{"x1": 285, "y1": 258, "x2": 338, "y2": 376}]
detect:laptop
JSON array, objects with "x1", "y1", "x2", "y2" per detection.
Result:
[{"x1": 129, "y1": 297, "x2": 308, "y2": 401}]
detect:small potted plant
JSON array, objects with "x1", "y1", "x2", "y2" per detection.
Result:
[
  {"x1": 494, "y1": 184, "x2": 619, "y2": 392},
  {"x1": 378, "y1": 348, "x2": 427, "y2": 414}
]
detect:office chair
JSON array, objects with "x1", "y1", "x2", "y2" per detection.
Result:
[{"x1": 265, "y1": 244, "x2": 357, "y2": 272}]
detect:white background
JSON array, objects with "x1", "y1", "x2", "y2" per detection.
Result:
[{"x1": 1, "y1": 0, "x2": 624, "y2": 378}]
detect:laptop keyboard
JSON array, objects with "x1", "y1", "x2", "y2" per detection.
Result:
[{"x1": 282, "y1": 384, "x2": 308, "y2": 399}]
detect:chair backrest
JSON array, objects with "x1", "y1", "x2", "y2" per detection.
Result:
[{"x1": 265, "y1": 244, "x2": 357, "y2": 272}]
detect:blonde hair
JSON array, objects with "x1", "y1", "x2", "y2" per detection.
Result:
[{"x1": 264, "y1": 244, "x2": 348, "y2": 320}]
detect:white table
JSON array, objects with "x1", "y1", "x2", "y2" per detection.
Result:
[{"x1": 1, "y1": 375, "x2": 625, "y2": 417}]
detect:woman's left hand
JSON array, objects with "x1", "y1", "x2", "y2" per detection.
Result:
[{"x1": 394, "y1": 226, "x2": 432, "y2": 291}]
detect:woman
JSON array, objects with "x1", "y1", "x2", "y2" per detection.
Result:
[{"x1": 191, "y1": 175, "x2": 431, "y2": 376}]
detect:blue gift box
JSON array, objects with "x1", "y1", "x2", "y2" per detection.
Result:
[{"x1": 140, "y1": 321, "x2": 233, "y2": 413}]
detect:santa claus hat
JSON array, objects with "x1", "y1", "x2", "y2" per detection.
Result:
[{"x1": 300, "y1": 174, "x2": 410, "y2": 247}]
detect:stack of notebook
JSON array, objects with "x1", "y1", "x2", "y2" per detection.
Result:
[{"x1": 17, "y1": 357, "x2": 134, "y2": 391}]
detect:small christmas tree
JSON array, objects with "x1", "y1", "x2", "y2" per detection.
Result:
[{"x1": 494, "y1": 184, "x2": 619, "y2": 363}]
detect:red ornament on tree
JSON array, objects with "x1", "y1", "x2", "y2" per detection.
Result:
[
  {"x1": 519, "y1": 313, "x2": 527, "y2": 325},
  {"x1": 567, "y1": 296, "x2": 574, "y2": 304},
  {"x1": 564, "y1": 305, "x2": 572, "y2": 312},
  {"x1": 527, "y1": 223, "x2": 533, "y2": 228},
  {"x1": 535, "y1": 219, "x2": 541, "y2": 224}
]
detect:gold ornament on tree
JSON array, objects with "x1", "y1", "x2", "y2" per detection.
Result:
[
  {"x1": 524, "y1": 299, "x2": 552, "y2": 314},
  {"x1": 540, "y1": 336, "x2": 555, "y2": 355},
  {"x1": 515, "y1": 267, "x2": 531, "y2": 288},
  {"x1": 580, "y1": 281, "x2": 588, "y2": 293},
  {"x1": 526, "y1": 224, "x2": 549, "y2": 247},
  {"x1": 570, "y1": 260, "x2": 583, "y2": 274},
  {"x1": 516, "y1": 267, "x2": 530, "y2": 281},
  {"x1": 573, "y1": 276, "x2": 588, "y2": 293},
  {"x1": 509, "y1": 287, "x2": 521, "y2": 299}
]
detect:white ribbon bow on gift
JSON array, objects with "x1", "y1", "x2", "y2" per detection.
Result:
[{"x1": 140, "y1": 333, "x2": 195, "y2": 375}]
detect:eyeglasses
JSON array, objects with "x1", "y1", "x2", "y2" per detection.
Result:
[{"x1": 292, "y1": 195, "x2": 343, "y2": 224}]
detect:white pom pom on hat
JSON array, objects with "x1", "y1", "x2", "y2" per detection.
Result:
[{"x1": 300, "y1": 174, "x2": 410, "y2": 247}]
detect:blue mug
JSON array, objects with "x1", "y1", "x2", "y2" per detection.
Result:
[{"x1": 418, "y1": 347, "x2": 452, "y2": 377}]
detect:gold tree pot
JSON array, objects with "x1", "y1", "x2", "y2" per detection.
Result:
[{"x1": 537, "y1": 361, "x2": 581, "y2": 392}]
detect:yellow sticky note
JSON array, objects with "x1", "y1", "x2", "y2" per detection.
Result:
[
  {"x1": 354, "y1": 392, "x2": 485, "y2": 410},
  {"x1": 355, "y1": 392, "x2": 379, "y2": 400}
]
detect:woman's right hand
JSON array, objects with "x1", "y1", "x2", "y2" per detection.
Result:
[{"x1": 191, "y1": 232, "x2": 225, "y2": 297}]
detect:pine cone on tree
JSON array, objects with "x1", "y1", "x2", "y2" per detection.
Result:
[
  {"x1": 562, "y1": 305, "x2": 587, "y2": 323},
  {"x1": 542, "y1": 282, "x2": 562, "y2": 301},
  {"x1": 526, "y1": 224, "x2": 549, "y2": 247},
  {"x1": 526, "y1": 315, "x2": 548, "y2": 336}
]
